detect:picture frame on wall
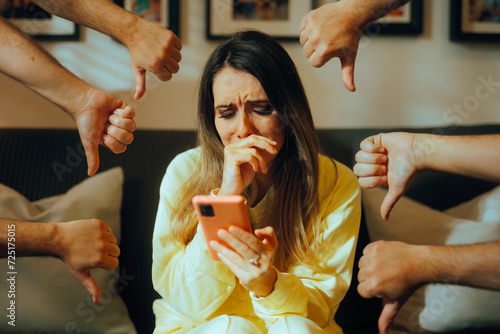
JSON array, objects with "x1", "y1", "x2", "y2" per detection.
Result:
[
  {"x1": 207, "y1": 0, "x2": 317, "y2": 41},
  {"x1": 1, "y1": 0, "x2": 79, "y2": 40},
  {"x1": 116, "y1": 0, "x2": 180, "y2": 37},
  {"x1": 316, "y1": 0, "x2": 423, "y2": 35},
  {"x1": 450, "y1": 0, "x2": 500, "y2": 42}
]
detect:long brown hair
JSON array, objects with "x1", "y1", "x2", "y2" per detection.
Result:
[{"x1": 170, "y1": 30, "x2": 321, "y2": 271}]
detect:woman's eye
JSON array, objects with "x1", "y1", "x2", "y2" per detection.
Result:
[
  {"x1": 219, "y1": 111, "x2": 235, "y2": 119},
  {"x1": 254, "y1": 105, "x2": 272, "y2": 115}
]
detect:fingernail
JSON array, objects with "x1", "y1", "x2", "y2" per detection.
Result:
[{"x1": 379, "y1": 148, "x2": 385, "y2": 153}]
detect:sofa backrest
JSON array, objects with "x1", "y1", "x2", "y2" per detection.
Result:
[{"x1": 1, "y1": 125, "x2": 498, "y2": 334}]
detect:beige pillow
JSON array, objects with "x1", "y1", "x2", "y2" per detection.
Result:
[
  {"x1": 0, "y1": 167, "x2": 137, "y2": 334},
  {"x1": 363, "y1": 187, "x2": 500, "y2": 334}
]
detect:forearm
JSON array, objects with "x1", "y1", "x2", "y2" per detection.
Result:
[
  {"x1": 0, "y1": 219, "x2": 59, "y2": 258},
  {"x1": 342, "y1": 0, "x2": 412, "y2": 26},
  {"x1": 418, "y1": 242, "x2": 500, "y2": 291},
  {"x1": 415, "y1": 134, "x2": 500, "y2": 182},
  {"x1": 32, "y1": 0, "x2": 142, "y2": 47},
  {"x1": 0, "y1": 18, "x2": 93, "y2": 116}
]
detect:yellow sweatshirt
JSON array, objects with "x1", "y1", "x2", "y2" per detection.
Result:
[{"x1": 152, "y1": 148, "x2": 361, "y2": 333}]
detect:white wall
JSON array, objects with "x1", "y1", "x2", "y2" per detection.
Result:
[{"x1": 1, "y1": 0, "x2": 499, "y2": 130}]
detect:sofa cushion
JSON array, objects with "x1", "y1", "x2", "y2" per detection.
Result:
[
  {"x1": 0, "y1": 167, "x2": 136, "y2": 334},
  {"x1": 362, "y1": 187, "x2": 500, "y2": 333}
]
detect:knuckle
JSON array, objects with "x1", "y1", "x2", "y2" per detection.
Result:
[
  {"x1": 357, "y1": 282, "x2": 368, "y2": 296},
  {"x1": 309, "y1": 34, "x2": 320, "y2": 46},
  {"x1": 354, "y1": 151, "x2": 362, "y2": 162},
  {"x1": 126, "y1": 132, "x2": 134, "y2": 144},
  {"x1": 159, "y1": 71, "x2": 172, "y2": 81},
  {"x1": 364, "y1": 284, "x2": 376, "y2": 297},
  {"x1": 93, "y1": 252, "x2": 107, "y2": 267},
  {"x1": 151, "y1": 59, "x2": 163, "y2": 72},
  {"x1": 130, "y1": 121, "x2": 137, "y2": 132},
  {"x1": 316, "y1": 46, "x2": 329, "y2": 59},
  {"x1": 91, "y1": 218, "x2": 105, "y2": 228},
  {"x1": 117, "y1": 145, "x2": 127, "y2": 154},
  {"x1": 239, "y1": 278, "x2": 249, "y2": 286},
  {"x1": 165, "y1": 30, "x2": 175, "y2": 42}
]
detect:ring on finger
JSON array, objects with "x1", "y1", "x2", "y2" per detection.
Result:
[{"x1": 249, "y1": 254, "x2": 261, "y2": 267}]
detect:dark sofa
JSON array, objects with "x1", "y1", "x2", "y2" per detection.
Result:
[{"x1": 1, "y1": 124, "x2": 498, "y2": 334}]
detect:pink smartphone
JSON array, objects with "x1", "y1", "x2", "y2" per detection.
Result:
[{"x1": 192, "y1": 195, "x2": 252, "y2": 261}]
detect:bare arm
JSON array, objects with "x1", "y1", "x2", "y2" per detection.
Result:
[
  {"x1": 1, "y1": 218, "x2": 120, "y2": 303},
  {"x1": 300, "y1": 0, "x2": 411, "y2": 91},
  {"x1": 423, "y1": 242, "x2": 500, "y2": 291},
  {"x1": 32, "y1": 0, "x2": 182, "y2": 100},
  {"x1": 358, "y1": 240, "x2": 500, "y2": 334},
  {"x1": 0, "y1": 17, "x2": 93, "y2": 116},
  {"x1": 418, "y1": 133, "x2": 500, "y2": 183},
  {"x1": 0, "y1": 18, "x2": 136, "y2": 176},
  {"x1": 354, "y1": 132, "x2": 500, "y2": 220}
]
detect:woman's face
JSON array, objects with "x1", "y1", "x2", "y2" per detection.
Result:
[{"x1": 213, "y1": 67, "x2": 285, "y2": 167}]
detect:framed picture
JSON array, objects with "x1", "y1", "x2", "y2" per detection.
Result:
[
  {"x1": 316, "y1": 0, "x2": 423, "y2": 35},
  {"x1": 207, "y1": 0, "x2": 317, "y2": 41},
  {"x1": 450, "y1": 0, "x2": 500, "y2": 42},
  {"x1": 1, "y1": 0, "x2": 79, "y2": 40},
  {"x1": 116, "y1": 0, "x2": 180, "y2": 37}
]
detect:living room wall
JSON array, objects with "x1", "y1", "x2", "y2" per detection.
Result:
[{"x1": 1, "y1": 0, "x2": 499, "y2": 130}]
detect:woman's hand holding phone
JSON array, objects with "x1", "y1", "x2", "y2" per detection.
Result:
[
  {"x1": 210, "y1": 225, "x2": 278, "y2": 298},
  {"x1": 192, "y1": 195, "x2": 278, "y2": 297},
  {"x1": 219, "y1": 135, "x2": 277, "y2": 196}
]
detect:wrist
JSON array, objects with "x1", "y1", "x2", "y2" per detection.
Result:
[
  {"x1": 411, "y1": 244, "x2": 441, "y2": 286},
  {"x1": 342, "y1": 0, "x2": 380, "y2": 29},
  {"x1": 413, "y1": 133, "x2": 435, "y2": 172},
  {"x1": 50, "y1": 223, "x2": 67, "y2": 259},
  {"x1": 254, "y1": 267, "x2": 277, "y2": 298},
  {"x1": 42, "y1": 75, "x2": 94, "y2": 120},
  {"x1": 65, "y1": 85, "x2": 100, "y2": 121},
  {"x1": 218, "y1": 183, "x2": 243, "y2": 196},
  {"x1": 116, "y1": 14, "x2": 144, "y2": 49},
  {"x1": 217, "y1": 188, "x2": 237, "y2": 196}
]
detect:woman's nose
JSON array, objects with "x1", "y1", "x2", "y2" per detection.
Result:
[{"x1": 236, "y1": 113, "x2": 254, "y2": 139}]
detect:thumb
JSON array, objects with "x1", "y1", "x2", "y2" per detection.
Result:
[
  {"x1": 133, "y1": 66, "x2": 146, "y2": 100},
  {"x1": 380, "y1": 187, "x2": 403, "y2": 221},
  {"x1": 340, "y1": 54, "x2": 356, "y2": 92},
  {"x1": 378, "y1": 300, "x2": 401, "y2": 334},
  {"x1": 75, "y1": 269, "x2": 101, "y2": 304},
  {"x1": 82, "y1": 136, "x2": 100, "y2": 177},
  {"x1": 255, "y1": 227, "x2": 278, "y2": 248}
]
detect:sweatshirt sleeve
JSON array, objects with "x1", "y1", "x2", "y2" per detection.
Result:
[
  {"x1": 152, "y1": 149, "x2": 236, "y2": 324},
  {"x1": 251, "y1": 157, "x2": 361, "y2": 328}
]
